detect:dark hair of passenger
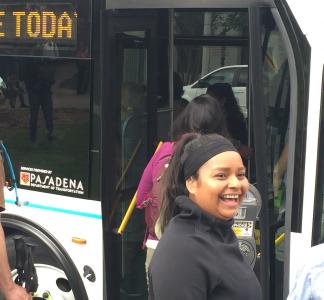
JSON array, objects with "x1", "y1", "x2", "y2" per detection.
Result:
[
  {"x1": 206, "y1": 83, "x2": 248, "y2": 144},
  {"x1": 159, "y1": 133, "x2": 227, "y2": 233},
  {"x1": 172, "y1": 94, "x2": 229, "y2": 141}
]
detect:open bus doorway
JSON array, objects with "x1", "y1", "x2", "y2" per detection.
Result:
[{"x1": 101, "y1": 6, "x2": 297, "y2": 300}]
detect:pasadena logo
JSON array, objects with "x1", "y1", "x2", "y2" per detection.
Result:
[
  {"x1": 19, "y1": 169, "x2": 84, "y2": 195},
  {"x1": 20, "y1": 172, "x2": 31, "y2": 186}
]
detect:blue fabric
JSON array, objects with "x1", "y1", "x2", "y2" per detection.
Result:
[{"x1": 288, "y1": 243, "x2": 324, "y2": 300}]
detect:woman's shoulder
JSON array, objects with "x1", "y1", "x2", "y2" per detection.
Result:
[
  {"x1": 158, "y1": 141, "x2": 174, "y2": 155},
  {"x1": 154, "y1": 230, "x2": 201, "y2": 263},
  {"x1": 151, "y1": 141, "x2": 174, "y2": 166},
  {"x1": 158, "y1": 218, "x2": 208, "y2": 252}
]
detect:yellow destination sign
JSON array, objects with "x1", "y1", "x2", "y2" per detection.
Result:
[{"x1": 0, "y1": 8, "x2": 77, "y2": 40}]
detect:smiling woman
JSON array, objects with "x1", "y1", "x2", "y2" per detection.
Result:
[
  {"x1": 149, "y1": 133, "x2": 261, "y2": 300},
  {"x1": 186, "y1": 150, "x2": 249, "y2": 220}
]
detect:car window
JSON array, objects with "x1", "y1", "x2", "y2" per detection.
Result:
[
  {"x1": 236, "y1": 68, "x2": 248, "y2": 87},
  {"x1": 206, "y1": 68, "x2": 236, "y2": 86}
]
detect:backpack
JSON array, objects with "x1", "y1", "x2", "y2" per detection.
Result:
[{"x1": 143, "y1": 152, "x2": 172, "y2": 240}]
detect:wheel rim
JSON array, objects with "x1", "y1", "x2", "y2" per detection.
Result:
[{"x1": 11, "y1": 264, "x2": 75, "y2": 300}]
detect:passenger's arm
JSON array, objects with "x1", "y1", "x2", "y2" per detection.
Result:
[
  {"x1": 286, "y1": 266, "x2": 312, "y2": 300},
  {"x1": 0, "y1": 223, "x2": 31, "y2": 300},
  {"x1": 0, "y1": 223, "x2": 13, "y2": 294}
]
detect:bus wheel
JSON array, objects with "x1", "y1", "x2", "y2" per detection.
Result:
[
  {"x1": 11, "y1": 264, "x2": 75, "y2": 300},
  {"x1": 3, "y1": 215, "x2": 88, "y2": 300},
  {"x1": 5, "y1": 234, "x2": 75, "y2": 299}
]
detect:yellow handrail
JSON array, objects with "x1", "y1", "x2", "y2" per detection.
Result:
[
  {"x1": 275, "y1": 233, "x2": 285, "y2": 247},
  {"x1": 117, "y1": 141, "x2": 163, "y2": 234},
  {"x1": 257, "y1": 232, "x2": 285, "y2": 258}
]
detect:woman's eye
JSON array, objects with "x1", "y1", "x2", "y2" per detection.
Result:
[
  {"x1": 237, "y1": 173, "x2": 246, "y2": 179},
  {"x1": 215, "y1": 173, "x2": 227, "y2": 179}
]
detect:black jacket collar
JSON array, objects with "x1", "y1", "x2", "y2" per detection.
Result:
[{"x1": 174, "y1": 195, "x2": 234, "y2": 234}]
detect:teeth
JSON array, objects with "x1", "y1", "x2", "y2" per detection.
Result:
[{"x1": 222, "y1": 194, "x2": 239, "y2": 199}]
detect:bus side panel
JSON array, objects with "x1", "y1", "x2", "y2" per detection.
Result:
[{"x1": 4, "y1": 188, "x2": 103, "y2": 300}]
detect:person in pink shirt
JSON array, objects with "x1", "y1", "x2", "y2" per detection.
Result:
[{"x1": 136, "y1": 94, "x2": 229, "y2": 276}]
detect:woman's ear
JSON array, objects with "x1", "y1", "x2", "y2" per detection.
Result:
[{"x1": 186, "y1": 177, "x2": 197, "y2": 195}]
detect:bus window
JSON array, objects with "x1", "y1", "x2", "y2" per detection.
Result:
[
  {"x1": 313, "y1": 70, "x2": 324, "y2": 245},
  {"x1": 175, "y1": 10, "x2": 249, "y2": 100},
  {"x1": 0, "y1": 56, "x2": 91, "y2": 198}
]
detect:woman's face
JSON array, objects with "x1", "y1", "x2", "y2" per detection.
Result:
[{"x1": 186, "y1": 151, "x2": 249, "y2": 220}]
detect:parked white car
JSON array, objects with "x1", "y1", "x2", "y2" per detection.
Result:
[{"x1": 182, "y1": 65, "x2": 248, "y2": 117}]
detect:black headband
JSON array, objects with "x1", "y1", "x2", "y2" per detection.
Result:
[{"x1": 182, "y1": 137, "x2": 237, "y2": 180}]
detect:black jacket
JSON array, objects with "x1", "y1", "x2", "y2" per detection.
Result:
[{"x1": 149, "y1": 195, "x2": 262, "y2": 300}]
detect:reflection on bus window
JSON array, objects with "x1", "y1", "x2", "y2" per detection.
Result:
[{"x1": 0, "y1": 56, "x2": 91, "y2": 198}]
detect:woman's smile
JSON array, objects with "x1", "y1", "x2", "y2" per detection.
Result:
[{"x1": 219, "y1": 194, "x2": 241, "y2": 206}]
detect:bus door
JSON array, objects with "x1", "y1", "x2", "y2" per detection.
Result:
[
  {"x1": 249, "y1": 6, "x2": 307, "y2": 300},
  {"x1": 101, "y1": 10, "x2": 159, "y2": 300}
]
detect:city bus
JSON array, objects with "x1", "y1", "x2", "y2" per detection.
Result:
[{"x1": 0, "y1": 0, "x2": 323, "y2": 299}]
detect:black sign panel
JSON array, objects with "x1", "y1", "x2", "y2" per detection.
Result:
[{"x1": 0, "y1": 1, "x2": 91, "y2": 58}]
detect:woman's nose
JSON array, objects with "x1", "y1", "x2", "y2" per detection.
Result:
[{"x1": 228, "y1": 175, "x2": 241, "y2": 188}]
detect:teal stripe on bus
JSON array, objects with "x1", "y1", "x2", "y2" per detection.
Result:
[{"x1": 5, "y1": 199, "x2": 102, "y2": 220}]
